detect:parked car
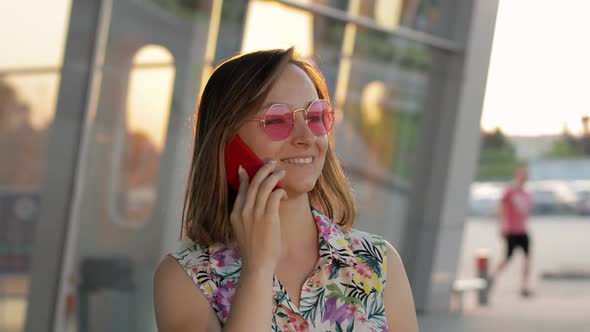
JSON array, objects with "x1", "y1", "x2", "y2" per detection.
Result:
[
  {"x1": 469, "y1": 182, "x2": 503, "y2": 217},
  {"x1": 575, "y1": 190, "x2": 590, "y2": 215},
  {"x1": 526, "y1": 181, "x2": 577, "y2": 215},
  {"x1": 469, "y1": 180, "x2": 578, "y2": 217},
  {"x1": 567, "y1": 181, "x2": 590, "y2": 216}
]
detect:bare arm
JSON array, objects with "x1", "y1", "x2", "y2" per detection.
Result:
[
  {"x1": 383, "y1": 241, "x2": 419, "y2": 332},
  {"x1": 153, "y1": 256, "x2": 275, "y2": 332},
  {"x1": 154, "y1": 162, "x2": 285, "y2": 331},
  {"x1": 153, "y1": 256, "x2": 222, "y2": 332}
]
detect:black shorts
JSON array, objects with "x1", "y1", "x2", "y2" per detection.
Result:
[{"x1": 505, "y1": 233, "x2": 530, "y2": 258}]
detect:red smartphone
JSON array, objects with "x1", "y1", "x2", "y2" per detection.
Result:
[{"x1": 224, "y1": 135, "x2": 282, "y2": 192}]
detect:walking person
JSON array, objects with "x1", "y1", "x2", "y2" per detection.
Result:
[{"x1": 491, "y1": 167, "x2": 533, "y2": 297}]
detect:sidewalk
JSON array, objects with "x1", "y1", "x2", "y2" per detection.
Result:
[
  {"x1": 418, "y1": 217, "x2": 590, "y2": 332},
  {"x1": 419, "y1": 278, "x2": 590, "y2": 331}
]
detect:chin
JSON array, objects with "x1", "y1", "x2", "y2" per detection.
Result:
[{"x1": 282, "y1": 180, "x2": 318, "y2": 195}]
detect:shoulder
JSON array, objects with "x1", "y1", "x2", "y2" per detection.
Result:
[
  {"x1": 341, "y1": 227, "x2": 388, "y2": 255},
  {"x1": 341, "y1": 227, "x2": 405, "y2": 277},
  {"x1": 379, "y1": 241, "x2": 418, "y2": 331},
  {"x1": 153, "y1": 254, "x2": 220, "y2": 331},
  {"x1": 168, "y1": 241, "x2": 211, "y2": 280}
]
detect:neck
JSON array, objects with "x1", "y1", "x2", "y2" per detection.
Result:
[{"x1": 278, "y1": 193, "x2": 318, "y2": 257}]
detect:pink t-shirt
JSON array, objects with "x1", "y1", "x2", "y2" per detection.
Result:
[{"x1": 500, "y1": 186, "x2": 531, "y2": 235}]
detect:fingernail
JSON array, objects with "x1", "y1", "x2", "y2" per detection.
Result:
[
  {"x1": 267, "y1": 160, "x2": 276, "y2": 164},
  {"x1": 238, "y1": 165, "x2": 244, "y2": 174}
]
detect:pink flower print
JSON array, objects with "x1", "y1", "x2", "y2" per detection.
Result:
[
  {"x1": 359, "y1": 315, "x2": 368, "y2": 323},
  {"x1": 353, "y1": 238, "x2": 361, "y2": 246},
  {"x1": 231, "y1": 248, "x2": 240, "y2": 261},
  {"x1": 330, "y1": 228, "x2": 339, "y2": 238},
  {"x1": 212, "y1": 279, "x2": 237, "y2": 320},
  {"x1": 286, "y1": 308, "x2": 300, "y2": 322},
  {"x1": 298, "y1": 321, "x2": 309, "y2": 331},
  {"x1": 211, "y1": 248, "x2": 237, "y2": 268},
  {"x1": 355, "y1": 261, "x2": 372, "y2": 279},
  {"x1": 315, "y1": 216, "x2": 332, "y2": 234},
  {"x1": 326, "y1": 264, "x2": 333, "y2": 274}
]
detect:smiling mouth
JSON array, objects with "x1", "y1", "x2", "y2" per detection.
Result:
[{"x1": 281, "y1": 157, "x2": 313, "y2": 165}]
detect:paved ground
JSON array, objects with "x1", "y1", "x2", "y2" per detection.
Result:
[{"x1": 419, "y1": 216, "x2": 590, "y2": 332}]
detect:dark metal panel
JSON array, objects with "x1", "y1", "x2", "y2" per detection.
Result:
[{"x1": 25, "y1": 0, "x2": 104, "y2": 331}]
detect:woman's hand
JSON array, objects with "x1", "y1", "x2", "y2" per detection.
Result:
[{"x1": 230, "y1": 160, "x2": 287, "y2": 273}]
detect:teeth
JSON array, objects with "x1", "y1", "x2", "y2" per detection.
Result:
[{"x1": 283, "y1": 157, "x2": 313, "y2": 165}]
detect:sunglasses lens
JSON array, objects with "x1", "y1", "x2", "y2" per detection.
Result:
[
  {"x1": 264, "y1": 105, "x2": 293, "y2": 140},
  {"x1": 307, "y1": 100, "x2": 334, "y2": 136}
]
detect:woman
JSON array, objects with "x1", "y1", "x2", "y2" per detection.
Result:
[{"x1": 154, "y1": 48, "x2": 418, "y2": 331}]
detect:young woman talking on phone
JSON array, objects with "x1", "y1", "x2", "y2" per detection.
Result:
[{"x1": 153, "y1": 48, "x2": 418, "y2": 332}]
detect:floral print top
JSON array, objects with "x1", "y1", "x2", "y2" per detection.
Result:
[{"x1": 170, "y1": 208, "x2": 389, "y2": 331}]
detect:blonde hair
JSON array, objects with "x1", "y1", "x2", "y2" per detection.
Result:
[{"x1": 182, "y1": 48, "x2": 357, "y2": 245}]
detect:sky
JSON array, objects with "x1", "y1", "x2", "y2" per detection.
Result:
[
  {"x1": 480, "y1": 0, "x2": 590, "y2": 136},
  {"x1": 2, "y1": 0, "x2": 590, "y2": 140}
]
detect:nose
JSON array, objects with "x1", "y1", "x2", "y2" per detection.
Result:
[{"x1": 291, "y1": 109, "x2": 315, "y2": 145}]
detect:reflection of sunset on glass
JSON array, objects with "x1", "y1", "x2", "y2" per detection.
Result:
[
  {"x1": 3, "y1": 0, "x2": 590, "y2": 141},
  {"x1": 241, "y1": 0, "x2": 313, "y2": 57},
  {"x1": 126, "y1": 45, "x2": 175, "y2": 151},
  {"x1": 362, "y1": 81, "x2": 386, "y2": 125},
  {"x1": 3, "y1": 74, "x2": 60, "y2": 129},
  {"x1": 0, "y1": 0, "x2": 72, "y2": 68},
  {"x1": 481, "y1": 0, "x2": 590, "y2": 136}
]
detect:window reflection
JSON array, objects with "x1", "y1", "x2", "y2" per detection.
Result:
[
  {"x1": 344, "y1": 29, "x2": 430, "y2": 181},
  {"x1": 401, "y1": 0, "x2": 442, "y2": 34},
  {"x1": 0, "y1": 0, "x2": 72, "y2": 69},
  {"x1": 0, "y1": 1, "x2": 71, "y2": 328},
  {"x1": 280, "y1": 0, "x2": 446, "y2": 38},
  {"x1": 115, "y1": 45, "x2": 175, "y2": 226},
  {"x1": 242, "y1": 0, "x2": 314, "y2": 56},
  {"x1": 0, "y1": 78, "x2": 52, "y2": 187},
  {"x1": 0, "y1": 77, "x2": 55, "y2": 310}
]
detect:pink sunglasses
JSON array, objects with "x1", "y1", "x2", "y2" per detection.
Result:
[{"x1": 245, "y1": 99, "x2": 335, "y2": 141}]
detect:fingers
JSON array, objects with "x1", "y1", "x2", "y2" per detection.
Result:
[
  {"x1": 230, "y1": 165, "x2": 249, "y2": 227},
  {"x1": 242, "y1": 161, "x2": 278, "y2": 217},
  {"x1": 234, "y1": 165, "x2": 249, "y2": 211},
  {"x1": 266, "y1": 189, "x2": 288, "y2": 216},
  {"x1": 253, "y1": 169, "x2": 286, "y2": 218}
]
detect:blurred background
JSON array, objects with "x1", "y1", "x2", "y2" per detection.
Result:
[{"x1": 0, "y1": 0, "x2": 588, "y2": 331}]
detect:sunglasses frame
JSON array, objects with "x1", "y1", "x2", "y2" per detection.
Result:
[{"x1": 245, "y1": 99, "x2": 335, "y2": 141}]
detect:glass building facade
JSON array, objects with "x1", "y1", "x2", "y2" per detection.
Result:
[{"x1": 0, "y1": 0, "x2": 497, "y2": 330}]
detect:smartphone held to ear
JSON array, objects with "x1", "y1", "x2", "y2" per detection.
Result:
[{"x1": 224, "y1": 135, "x2": 283, "y2": 192}]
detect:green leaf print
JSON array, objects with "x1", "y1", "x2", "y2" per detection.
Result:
[
  {"x1": 300, "y1": 286, "x2": 325, "y2": 322},
  {"x1": 330, "y1": 260, "x2": 344, "y2": 279},
  {"x1": 346, "y1": 320, "x2": 355, "y2": 332},
  {"x1": 326, "y1": 283, "x2": 345, "y2": 297}
]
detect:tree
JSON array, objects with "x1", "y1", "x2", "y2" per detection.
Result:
[
  {"x1": 477, "y1": 128, "x2": 521, "y2": 181},
  {"x1": 0, "y1": 80, "x2": 48, "y2": 187},
  {"x1": 546, "y1": 127, "x2": 582, "y2": 158}
]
